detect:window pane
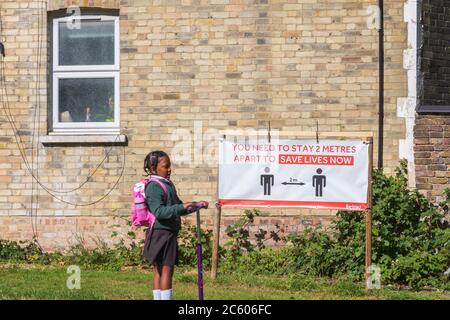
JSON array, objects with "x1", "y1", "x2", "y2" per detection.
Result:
[
  {"x1": 58, "y1": 78, "x2": 115, "y2": 123},
  {"x1": 59, "y1": 20, "x2": 115, "y2": 66}
]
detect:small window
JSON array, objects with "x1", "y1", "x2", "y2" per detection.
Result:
[{"x1": 52, "y1": 15, "x2": 120, "y2": 133}]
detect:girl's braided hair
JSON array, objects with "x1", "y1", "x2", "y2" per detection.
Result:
[{"x1": 144, "y1": 150, "x2": 169, "y2": 176}]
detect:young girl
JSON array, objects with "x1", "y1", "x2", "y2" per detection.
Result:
[{"x1": 141, "y1": 150, "x2": 208, "y2": 300}]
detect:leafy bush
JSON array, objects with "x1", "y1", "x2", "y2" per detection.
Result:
[
  {"x1": 0, "y1": 219, "x2": 215, "y2": 271},
  {"x1": 386, "y1": 251, "x2": 449, "y2": 289},
  {"x1": 62, "y1": 238, "x2": 146, "y2": 271},
  {"x1": 332, "y1": 162, "x2": 450, "y2": 288},
  {"x1": 0, "y1": 238, "x2": 56, "y2": 264},
  {"x1": 178, "y1": 220, "x2": 218, "y2": 269},
  {"x1": 223, "y1": 208, "x2": 285, "y2": 257},
  {"x1": 221, "y1": 246, "x2": 298, "y2": 276}
]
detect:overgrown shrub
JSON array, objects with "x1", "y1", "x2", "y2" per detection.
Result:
[
  {"x1": 223, "y1": 208, "x2": 285, "y2": 256},
  {"x1": 331, "y1": 162, "x2": 450, "y2": 288},
  {"x1": 0, "y1": 219, "x2": 215, "y2": 271},
  {"x1": 0, "y1": 238, "x2": 52, "y2": 264},
  {"x1": 62, "y1": 233, "x2": 147, "y2": 271},
  {"x1": 220, "y1": 246, "x2": 298, "y2": 276},
  {"x1": 178, "y1": 220, "x2": 218, "y2": 269}
]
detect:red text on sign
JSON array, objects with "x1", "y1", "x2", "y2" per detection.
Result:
[{"x1": 279, "y1": 154, "x2": 355, "y2": 166}]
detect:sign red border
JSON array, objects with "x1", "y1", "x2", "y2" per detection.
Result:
[{"x1": 218, "y1": 199, "x2": 368, "y2": 211}]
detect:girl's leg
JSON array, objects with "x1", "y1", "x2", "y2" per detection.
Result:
[
  {"x1": 160, "y1": 265, "x2": 174, "y2": 290},
  {"x1": 153, "y1": 263, "x2": 162, "y2": 289},
  {"x1": 160, "y1": 265, "x2": 174, "y2": 300},
  {"x1": 152, "y1": 263, "x2": 162, "y2": 300}
]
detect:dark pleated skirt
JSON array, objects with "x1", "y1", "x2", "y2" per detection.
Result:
[{"x1": 142, "y1": 228, "x2": 178, "y2": 266}]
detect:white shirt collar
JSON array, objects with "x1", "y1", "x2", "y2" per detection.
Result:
[{"x1": 150, "y1": 175, "x2": 171, "y2": 183}]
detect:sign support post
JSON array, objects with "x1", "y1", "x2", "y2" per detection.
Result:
[
  {"x1": 211, "y1": 203, "x2": 221, "y2": 280},
  {"x1": 211, "y1": 136, "x2": 224, "y2": 280},
  {"x1": 365, "y1": 136, "x2": 374, "y2": 289}
]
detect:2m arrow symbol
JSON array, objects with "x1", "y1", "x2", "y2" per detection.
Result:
[{"x1": 282, "y1": 182, "x2": 305, "y2": 186}]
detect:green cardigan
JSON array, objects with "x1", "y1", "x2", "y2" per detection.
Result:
[{"x1": 145, "y1": 178, "x2": 188, "y2": 233}]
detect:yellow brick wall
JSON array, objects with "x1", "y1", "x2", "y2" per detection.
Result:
[{"x1": 0, "y1": 0, "x2": 408, "y2": 249}]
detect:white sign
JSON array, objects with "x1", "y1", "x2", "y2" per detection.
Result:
[{"x1": 218, "y1": 138, "x2": 370, "y2": 211}]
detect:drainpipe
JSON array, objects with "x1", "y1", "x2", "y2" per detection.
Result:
[{"x1": 378, "y1": 0, "x2": 385, "y2": 169}]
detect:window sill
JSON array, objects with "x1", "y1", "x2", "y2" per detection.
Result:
[
  {"x1": 417, "y1": 105, "x2": 450, "y2": 114},
  {"x1": 40, "y1": 134, "x2": 128, "y2": 147}
]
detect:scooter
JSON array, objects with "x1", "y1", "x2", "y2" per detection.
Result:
[{"x1": 187, "y1": 201, "x2": 209, "y2": 300}]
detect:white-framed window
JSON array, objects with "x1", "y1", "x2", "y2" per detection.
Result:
[{"x1": 51, "y1": 15, "x2": 120, "y2": 134}]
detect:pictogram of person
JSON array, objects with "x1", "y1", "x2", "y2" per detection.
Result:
[
  {"x1": 312, "y1": 168, "x2": 326, "y2": 197},
  {"x1": 260, "y1": 167, "x2": 274, "y2": 196}
]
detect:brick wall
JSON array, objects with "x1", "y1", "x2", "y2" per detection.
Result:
[
  {"x1": 0, "y1": 216, "x2": 132, "y2": 251},
  {"x1": 0, "y1": 0, "x2": 408, "y2": 250},
  {"x1": 414, "y1": 116, "x2": 450, "y2": 203}
]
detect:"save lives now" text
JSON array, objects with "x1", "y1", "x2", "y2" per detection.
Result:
[{"x1": 279, "y1": 154, "x2": 354, "y2": 166}]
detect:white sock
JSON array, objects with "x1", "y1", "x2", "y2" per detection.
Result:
[
  {"x1": 160, "y1": 289, "x2": 172, "y2": 300},
  {"x1": 153, "y1": 289, "x2": 161, "y2": 300}
]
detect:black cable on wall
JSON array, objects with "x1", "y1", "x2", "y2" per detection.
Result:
[{"x1": 378, "y1": 0, "x2": 385, "y2": 170}]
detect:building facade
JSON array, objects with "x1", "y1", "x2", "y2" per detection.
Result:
[
  {"x1": 0, "y1": 0, "x2": 446, "y2": 250},
  {"x1": 414, "y1": 0, "x2": 450, "y2": 203}
]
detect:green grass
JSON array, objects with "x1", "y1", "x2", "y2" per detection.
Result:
[{"x1": 0, "y1": 264, "x2": 449, "y2": 300}]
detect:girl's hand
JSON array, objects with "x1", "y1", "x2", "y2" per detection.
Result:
[
  {"x1": 198, "y1": 201, "x2": 209, "y2": 209},
  {"x1": 183, "y1": 201, "x2": 208, "y2": 213},
  {"x1": 184, "y1": 202, "x2": 199, "y2": 214},
  {"x1": 183, "y1": 202, "x2": 196, "y2": 209}
]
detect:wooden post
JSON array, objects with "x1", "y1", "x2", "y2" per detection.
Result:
[
  {"x1": 211, "y1": 203, "x2": 221, "y2": 280},
  {"x1": 365, "y1": 137, "x2": 373, "y2": 289},
  {"x1": 365, "y1": 210, "x2": 372, "y2": 287},
  {"x1": 211, "y1": 135, "x2": 225, "y2": 280}
]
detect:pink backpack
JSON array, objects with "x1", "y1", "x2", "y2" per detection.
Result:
[{"x1": 131, "y1": 177, "x2": 168, "y2": 227}]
